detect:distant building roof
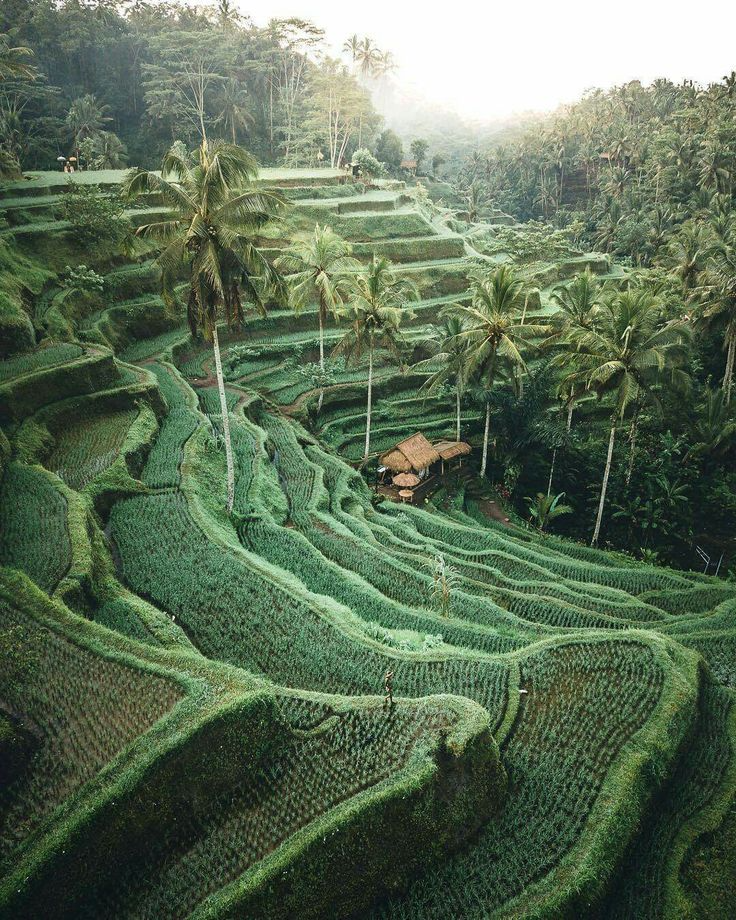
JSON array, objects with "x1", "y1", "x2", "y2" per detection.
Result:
[
  {"x1": 401, "y1": 159, "x2": 417, "y2": 169},
  {"x1": 433, "y1": 440, "x2": 472, "y2": 461},
  {"x1": 380, "y1": 432, "x2": 441, "y2": 472}
]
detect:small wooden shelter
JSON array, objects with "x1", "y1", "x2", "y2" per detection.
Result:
[
  {"x1": 377, "y1": 432, "x2": 473, "y2": 503},
  {"x1": 401, "y1": 158, "x2": 417, "y2": 175},
  {"x1": 433, "y1": 439, "x2": 472, "y2": 473},
  {"x1": 380, "y1": 432, "x2": 440, "y2": 475}
]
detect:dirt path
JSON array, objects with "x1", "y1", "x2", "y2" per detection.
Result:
[{"x1": 474, "y1": 495, "x2": 512, "y2": 526}]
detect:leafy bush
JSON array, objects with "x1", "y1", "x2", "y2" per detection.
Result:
[{"x1": 57, "y1": 182, "x2": 132, "y2": 250}]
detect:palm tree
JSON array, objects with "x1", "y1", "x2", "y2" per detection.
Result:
[
  {"x1": 548, "y1": 271, "x2": 601, "y2": 429},
  {"x1": 593, "y1": 201, "x2": 622, "y2": 253},
  {"x1": 218, "y1": 79, "x2": 253, "y2": 144},
  {"x1": 123, "y1": 140, "x2": 285, "y2": 512},
  {"x1": 334, "y1": 257, "x2": 417, "y2": 459},
  {"x1": 216, "y1": 0, "x2": 240, "y2": 30},
  {"x1": 374, "y1": 50, "x2": 397, "y2": 80},
  {"x1": 0, "y1": 32, "x2": 35, "y2": 82},
  {"x1": 659, "y1": 222, "x2": 710, "y2": 294},
  {"x1": 526, "y1": 491, "x2": 573, "y2": 533},
  {"x1": 684, "y1": 387, "x2": 736, "y2": 462},
  {"x1": 601, "y1": 164, "x2": 633, "y2": 199},
  {"x1": 89, "y1": 132, "x2": 128, "y2": 169},
  {"x1": 694, "y1": 233, "x2": 736, "y2": 404},
  {"x1": 356, "y1": 37, "x2": 381, "y2": 79},
  {"x1": 451, "y1": 266, "x2": 546, "y2": 478},
  {"x1": 66, "y1": 95, "x2": 111, "y2": 165},
  {"x1": 276, "y1": 225, "x2": 358, "y2": 411},
  {"x1": 535, "y1": 402, "x2": 576, "y2": 495},
  {"x1": 559, "y1": 287, "x2": 690, "y2": 544},
  {"x1": 697, "y1": 138, "x2": 731, "y2": 194},
  {"x1": 551, "y1": 270, "x2": 600, "y2": 331},
  {"x1": 464, "y1": 181, "x2": 489, "y2": 223},
  {"x1": 342, "y1": 34, "x2": 361, "y2": 69},
  {"x1": 413, "y1": 315, "x2": 471, "y2": 441}
]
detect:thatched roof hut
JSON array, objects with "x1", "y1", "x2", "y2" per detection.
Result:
[
  {"x1": 380, "y1": 432, "x2": 441, "y2": 473},
  {"x1": 433, "y1": 440, "x2": 472, "y2": 461}
]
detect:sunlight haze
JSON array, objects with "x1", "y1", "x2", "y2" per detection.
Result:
[{"x1": 237, "y1": 0, "x2": 736, "y2": 120}]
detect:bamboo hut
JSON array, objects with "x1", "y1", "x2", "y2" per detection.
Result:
[
  {"x1": 380, "y1": 433, "x2": 440, "y2": 475},
  {"x1": 378, "y1": 433, "x2": 441, "y2": 503},
  {"x1": 433, "y1": 439, "x2": 472, "y2": 473}
]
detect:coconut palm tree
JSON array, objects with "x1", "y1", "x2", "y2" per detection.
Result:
[
  {"x1": 548, "y1": 271, "x2": 601, "y2": 428},
  {"x1": 334, "y1": 256, "x2": 417, "y2": 459},
  {"x1": 355, "y1": 37, "x2": 381, "y2": 79},
  {"x1": 66, "y1": 94, "x2": 111, "y2": 165},
  {"x1": 218, "y1": 79, "x2": 253, "y2": 144},
  {"x1": 451, "y1": 266, "x2": 546, "y2": 478},
  {"x1": 216, "y1": 0, "x2": 241, "y2": 30},
  {"x1": 276, "y1": 225, "x2": 358, "y2": 411},
  {"x1": 684, "y1": 387, "x2": 736, "y2": 462},
  {"x1": 123, "y1": 139, "x2": 285, "y2": 513},
  {"x1": 0, "y1": 32, "x2": 35, "y2": 82},
  {"x1": 89, "y1": 132, "x2": 128, "y2": 169},
  {"x1": 559, "y1": 287, "x2": 690, "y2": 545},
  {"x1": 464, "y1": 181, "x2": 489, "y2": 223},
  {"x1": 374, "y1": 50, "x2": 397, "y2": 80},
  {"x1": 551, "y1": 270, "x2": 600, "y2": 331},
  {"x1": 694, "y1": 232, "x2": 736, "y2": 404},
  {"x1": 342, "y1": 34, "x2": 361, "y2": 69},
  {"x1": 659, "y1": 221, "x2": 710, "y2": 294},
  {"x1": 413, "y1": 315, "x2": 471, "y2": 441}
]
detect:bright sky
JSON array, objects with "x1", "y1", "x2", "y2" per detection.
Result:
[{"x1": 233, "y1": 0, "x2": 736, "y2": 120}]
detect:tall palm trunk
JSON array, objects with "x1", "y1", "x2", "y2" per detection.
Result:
[
  {"x1": 626, "y1": 409, "x2": 640, "y2": 485},
  {"x1": 212, "y1": 325, "x2": 235, "y2": 514},
  {"x1": 547, "y1": 448, "x2": 556, "y2": 496},
  {"x1": 566, "y1": 401, "x2": 574, "y2": 431},
  {"x1": 455, "y1": 382, "x2": 461, "y2": 442},
  {"x1": 592, "y1": 420, "x2": 617, "y2": 546},
  {"x1": 480, "y1": 401, "x2": 491, "y2": 478},
  {"x1": 515, "y1": 298, "x2": 527, "y2": 399},
  {"x1": 364, "y1": 345, "x2": 373, "y2": 460},
  {"x1": 317, "y1": 301, "x2": 326, "y2": 413},
  {"x1": 723, "y1": 334, "x2": 735, "y2": 405}
]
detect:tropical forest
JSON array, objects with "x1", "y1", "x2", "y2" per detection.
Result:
[{"x1": 1, "y1": 1, "x2": 736, "y2": 917}]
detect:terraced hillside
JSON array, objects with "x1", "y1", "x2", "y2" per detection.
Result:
[{"x1": 1, "y1": 169, "x2": 736, "y2": 919}]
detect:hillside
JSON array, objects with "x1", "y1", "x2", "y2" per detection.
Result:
[{"x1": 1, "y1": 168, "x2": 736, "y2": 919}]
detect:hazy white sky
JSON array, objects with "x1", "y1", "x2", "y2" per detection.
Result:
[{"x1": 233, "y1": 0, "x2": 736, "y2": 120}]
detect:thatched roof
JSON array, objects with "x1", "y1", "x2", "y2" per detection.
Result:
[
  {"x1": 393, "y1": 472, "x2": 421, "y2": 488},
  {"x1": 433, "y1": 440, "x2": 472, "y2": 461},
  {"x1": 380, "y1": 432, "x2": 441, "y2": 472}
]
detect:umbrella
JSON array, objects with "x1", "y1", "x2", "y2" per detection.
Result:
[
  {"x1": 68, "y1": 156, "x2": 77, "y2": 162},
  {"x1": 393, "y1": 473, "x2": 420, "y2": 488},
  {"x1": 57, "y1": 156, "x2": 66, "y2": 162}
]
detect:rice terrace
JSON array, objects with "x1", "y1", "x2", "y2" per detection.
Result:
[{"x1": 1, "y1": 2, "x2": 736, "y2": 918}]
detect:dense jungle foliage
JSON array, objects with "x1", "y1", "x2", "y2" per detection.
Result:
[
  {"x1": 448, "y1": 78, "x2": 736, "y2": 569},
  {"x1": 0, "y1": 0, "x2": 389, "y2": 170}
]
